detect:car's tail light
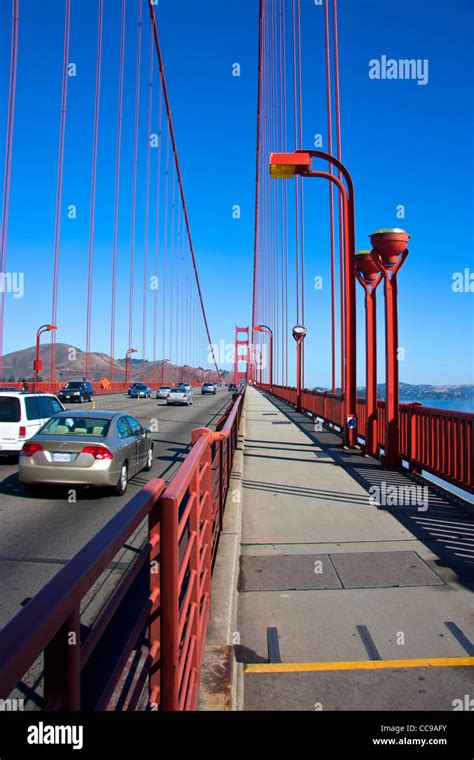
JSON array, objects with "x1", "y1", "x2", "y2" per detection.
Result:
[
  {"x1": 19, "y1": 426, "x2": 26, "y2": 438},
  {"x1": 22, "y1": 442, "x2": 43, "y2": 456},
  {"x1": 81, "y1": 445, "x2": 114, "y2": 460}
]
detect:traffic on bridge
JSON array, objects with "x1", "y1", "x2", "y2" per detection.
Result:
[{"x1": 0, "y1": 0, "x2": 473, "y2": 755}]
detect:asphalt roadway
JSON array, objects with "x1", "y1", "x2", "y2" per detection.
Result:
[{"x1": 0, "y1": 387, "x2": 232, "y2": 629}]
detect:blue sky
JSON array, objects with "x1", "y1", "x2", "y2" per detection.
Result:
[{"x1": 0, "y1": 0, "x2": 473, "y2": 386}]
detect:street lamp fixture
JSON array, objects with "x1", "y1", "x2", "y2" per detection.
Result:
[
  {"x1": 34, "y1": 324, "x2": 57, "y2": 387},
  {"x1": 369, "y1": 228, "x2": 410, "y2": 468},
  {"x1": 354, "y1": 251, "x2": 383, "y2": 456},
  {"x1": 270, "y1": 149, "x2": 358, "y2": 446},
  {"x1": 125, "y1": 348, "x2": 138, "y2": 385},
  {"x1": 253, "y1": 324, "x2": 273, "y2": 392},
  {"x1": 292, "y1": 324, "x2": 307, "y2": 411}
]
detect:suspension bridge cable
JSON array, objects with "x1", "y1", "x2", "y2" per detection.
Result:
[
  {"x1": 148, "y1": 0, "x2": 220, "y2": 378},
  {"x1": 128, "y1": 0, "x2": 142, "y2": 355},
  {"x1": 85, "y1": 0, "x2": 103, "y2": 379},
  {"x1": 141, "y1": 23, "x2": 154, "y2": 382},
  {"x1": 0, "y1": 0, "x2": 19, "y2": 376},
  {"x1": 50, "y1": 0, "x2": 71, "y2": 382},
  {"x1": 110, "y1": 0, "x2": 126, "y2": 381}
]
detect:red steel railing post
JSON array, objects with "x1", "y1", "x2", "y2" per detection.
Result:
[
  {"x1": 160, "y1": 492, "x2": 180, "y2": 710},
  {"x1": 408, "y1": 402, "x2": 422, "y2": 474},
  {"x1": 43, "y1": 608, "x2": 81, "y2": 710},
  {"x1": 148, "y1": 497, "x2": 162, "y2": 709}
]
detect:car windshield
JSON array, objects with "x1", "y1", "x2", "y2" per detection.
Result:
[
  {"x1": 64, "y1": 383, "x2": 82, "y2": 389},
  {"x1": 159, "y1": 386, "x2": 171, "y2": 390},
  {"x1": 0, "y1": 396, "x2": 21, "y2": 422},
  {"x1": 172, "y1": 387, "x2": 186, "y2": 392},
  {"x1": 134, "y1": 385, "x2": 147, "y2": 389},
  {"x1": 40, "y1": 416, "x2": 111, "y2": 437},
  {"x1": 203, "y1": 384, "x2": 213, "y2": 387}
]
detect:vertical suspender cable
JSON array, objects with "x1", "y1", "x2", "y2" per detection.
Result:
[
  {"x1": 324, "y1": 0, "x2": 336, "y2": 392},
  {"x1": 296, "y1": 0, "x2": 305, "y2": 388},
  {"x1": 141, "y1": 24, "x2": 154, "y2": 382},
  {"x1": 128, "y1": 0, "x2": 142, "y2": 354},
  {"x1": 162, "y1": 129, "x2": 170, "y2": 375},
  {"x1": 110, "y1": 0, "x2": 126, "y2": 381},
  {"x1": 291, "y1": 0, "x2": 300, "y2": 326},
  {"x1": 252, "y1": 0, "x2": 264, "y2": 354},
  {"x1": 50, "y1": 0, "x2": 71, "y2": 382},
  {"x1": 169, "y1": 168, "x2": 176, "y2": 367},
  {"x1": 332, "y1": 0, "x2": 345, "y2": 395},
  {"x1": 152, "y1": 85, "x2": 163, "y2": 384},
  {"x1": 85, "y1": 0, "x2": 103, "y2": 379},
  {"x1": 148, "y1": 1, "x2": 220, "y2": 377},
  {"x1": 281, "y1": 0, "x2": 289, "y2": 385},
  {"x1": 0, "y1": 0, "x2": 19, "y2": 376}
]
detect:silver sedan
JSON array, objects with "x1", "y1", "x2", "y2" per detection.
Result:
[
  {"x1": 167, "y1": 385, "x2": 193, "y2": 406},
  {"x1": 19, "y1": 410, "x2": 154, "y2": 496}
]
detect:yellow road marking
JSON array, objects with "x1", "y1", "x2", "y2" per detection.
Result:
[{"x1": 244, "y1": 657, "x2": 474, "y2": 674}]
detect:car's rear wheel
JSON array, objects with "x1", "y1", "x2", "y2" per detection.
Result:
[
  {"x1": 143, "y1": 444, "x2": 154, "y2": 472},
  {"x1": 113, "y1": 463, "x2": 128, "y2": 496}
]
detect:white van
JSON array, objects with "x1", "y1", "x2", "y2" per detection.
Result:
[{"x1": 0, "y1": 392, "x2": 65, "y2": 458}]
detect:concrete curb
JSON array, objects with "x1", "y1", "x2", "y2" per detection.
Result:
[{"x1": 198, "y1": 392, "x2": 247, "y2": 711}]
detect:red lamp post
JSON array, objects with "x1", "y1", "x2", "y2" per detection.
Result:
[
  {"x1": 34, "y1": 325, "x2": 57, "y2": 388},
  {"x1": 125, "y1": 348, "x2": 138, "y2": 385},
  {"x1": 354, "y1": 251, "x2": 383, "y2": 456},
  {"x1": 292, "y1": 325, "x2": 307, "y2": 411},
  {"x1": 270, "y1": 150, "x2": 357, "y2": 446},
  {"x1": 253, "y1": 324, "x2": 273, "y2": 392},
  {"x1": 370, "y1": 228, "x2": 410, "y2": 468}
]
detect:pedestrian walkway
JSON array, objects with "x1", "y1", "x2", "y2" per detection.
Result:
[{"x1": 237, "y1": 387, "x2": 474, "y2": 710}]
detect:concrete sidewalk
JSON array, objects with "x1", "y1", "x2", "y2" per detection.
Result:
[{"x1": 236, "y1": 387, "x2": 474, "y2": 710}]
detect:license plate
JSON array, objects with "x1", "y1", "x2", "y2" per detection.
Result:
[{"x1": 52, "y1": 452, "x2": 73, "y2": 463}]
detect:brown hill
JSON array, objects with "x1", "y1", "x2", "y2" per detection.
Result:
[{"x1": 0, "y1": 343, "x2": 225, "y2": 384}]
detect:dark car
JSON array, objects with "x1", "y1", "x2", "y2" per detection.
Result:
[
  {"x1": 57, "y1": 381, "x2": 93, "y2": 403},
  {"x1": 129, "y1": 383, "x2": 152, "y2": 399},
  {"x1": 201, "y1": 383, "x2": 216, "y2": 395},
  {"x1": 228, "y1": 383, "x2": 238, "y2": 392}
]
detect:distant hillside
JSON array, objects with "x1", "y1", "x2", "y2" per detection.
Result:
[
  {"x1": 359, "y1": 383, "x2": 474, "y2": 401},
  {"x1": 0, "y1": 343, "x2": 227, "y2": 384}
]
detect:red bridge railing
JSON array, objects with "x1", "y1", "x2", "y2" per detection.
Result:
[
  {"x1": 0, "y1": 389, "x2": 245, "y2": 711},
  {"x1": 257, "y1": 384, "x2": 473, "y2": 495}
]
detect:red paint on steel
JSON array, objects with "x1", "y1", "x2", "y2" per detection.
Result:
[
  {"x1": 297, "y1": 151, "x2": 357, "y2": 446},
  {"x1": 257, "y1": 384, "x2": 474, "y2": 495},
  {"x1": 355, "y1": 253, "x2": 383, "y2": 456}
]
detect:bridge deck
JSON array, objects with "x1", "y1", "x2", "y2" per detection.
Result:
[{"x1": 236, "y1": 387, "x2": 474, "y2": 710}]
